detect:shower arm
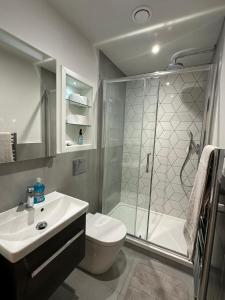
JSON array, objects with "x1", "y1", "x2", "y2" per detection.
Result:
[{"x1": 170, "y1": 47, "x2": 216, "y2": 66}]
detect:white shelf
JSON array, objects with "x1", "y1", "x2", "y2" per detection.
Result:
[
  {"x1": 66, "y1": 122, "x2": 91, "y2": 126},
  {"x1": 66, "y1": 98, "x2": 91, "y2": 108},
  {"x1": 61, "y1": 66, "x2": 96, "y2": 153},
  {"x1": 65, "y1": 143, "x2": 93, "y2": 152}
]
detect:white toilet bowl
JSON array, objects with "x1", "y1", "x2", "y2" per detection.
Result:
[{"x1": 79, "y1": 213, "x2": 127, "y2": 275}]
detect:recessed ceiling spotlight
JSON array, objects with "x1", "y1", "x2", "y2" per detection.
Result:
[
  {"x1": 132, "y1": 6, "x2": 152, "y2": 24},
  {"x1": 151, "y1": 44, "x2": 160, "y2": 54}
]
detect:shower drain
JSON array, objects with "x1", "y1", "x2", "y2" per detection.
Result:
[{"x1": 36, "y1": 221, "x2": 48, "y2": 230}]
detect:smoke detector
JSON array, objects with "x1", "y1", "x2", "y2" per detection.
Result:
[{"x1": 132, "y1": 6, "x2": 152, "y2": 24}]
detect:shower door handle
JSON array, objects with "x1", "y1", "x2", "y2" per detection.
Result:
[{"x1": 146, "y1": 153, "x2": 151, "y2": 173}]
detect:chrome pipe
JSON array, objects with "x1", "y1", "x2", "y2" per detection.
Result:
[{"x1": 171, "y1": 47, "x2": 215, "y2": 65}]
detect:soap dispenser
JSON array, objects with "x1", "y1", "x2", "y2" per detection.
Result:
[
  {"x1": 34, "y1": 178, "x2": 45, "y2": 204},
  {"x1": 78, "y1": 128, "x2": 84, "y2": 145}
]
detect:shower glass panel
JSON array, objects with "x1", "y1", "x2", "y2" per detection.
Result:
[
  {"x1": 103, "y1": 79, "x2": 152, "y2": 236},
  {"x1": 147, "y1": 70, "x2": 208, "y2": 255},
  {"x1": 133, "y1": 78, "x2": 159, "y2": 240},
  {"x1": 102, "y1": 67, "x2": 209, "y2": 257},
  {"x1": 102, "y1": 81, "x2": 127, "y2": 215},
  {"x1": 102, "y1": 78, "x2": 159, "y2": 238}
]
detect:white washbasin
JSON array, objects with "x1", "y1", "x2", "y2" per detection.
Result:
[{"x1": 0, "y1": 192, "x2": 89, "y2": 263}]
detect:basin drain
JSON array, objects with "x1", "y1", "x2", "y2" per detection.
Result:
[{"x1": 36, "y1": 221, "x2": 48, "y2": 230}]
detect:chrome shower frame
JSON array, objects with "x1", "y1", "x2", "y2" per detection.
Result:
[
  {"x1": 103, "y1": 64, "x2": 210, "y2": 83},
  {"x1": 102, "y1": 64, "x2": 213, "y2": 267}
]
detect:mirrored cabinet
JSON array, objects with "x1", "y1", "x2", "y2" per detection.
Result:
[
  {"x1": 61, "y1": 67, "x2": 95, "y2": 152},
  {"x1": 0, "y1": 29, "x2": 57, "y2": 164}
]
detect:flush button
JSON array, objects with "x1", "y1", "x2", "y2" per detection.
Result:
[{"x1": 73, "y1": 158, "x2": 87, "y2": 176}]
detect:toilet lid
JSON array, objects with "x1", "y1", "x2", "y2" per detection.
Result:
[{"x1": 86, "y1": 213, "x2": 127, "y2": 246}]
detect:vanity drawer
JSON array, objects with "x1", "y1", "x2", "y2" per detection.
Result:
[
  {"x1": 24, "y1": 213, "x2": 85, "y2": 300},
  {"x1": 25, "y1": 213, "x2": 85, "y2": 273},
  {"x1": 0, "y1": 213, "x2": 86, "y2": 300}
]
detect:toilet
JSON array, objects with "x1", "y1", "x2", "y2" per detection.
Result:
[{"x1": 79, "y1": 213, "x2": 127, "y2": 274}]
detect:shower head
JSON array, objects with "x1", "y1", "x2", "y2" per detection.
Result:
[{"x1": 167, "y1": 62, "x2": 184, "y2": 70}]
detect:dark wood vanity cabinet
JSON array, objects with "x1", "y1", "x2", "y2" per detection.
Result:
[{"x1": 0, "y1": 213, "x2": 86, "y2": 300}]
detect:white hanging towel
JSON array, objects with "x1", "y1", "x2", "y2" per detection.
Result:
[
  {"x1": 183, "y1": 145, "x2": 216, "y2": 261},
  {"x1": 0, "y1": 132, "x2": 14, "y2": 163}
]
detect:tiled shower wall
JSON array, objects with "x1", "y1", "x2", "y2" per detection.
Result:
[
  {"x1": 121, "y1": 70, "x2": 208, "y2": 219},
  {"x1": 152, "y1": 70, "x2": 208, "y2": 218}
]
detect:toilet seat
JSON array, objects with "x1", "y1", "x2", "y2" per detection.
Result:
[{"x1": 86, "y1": 213, "x2": 127, "y2": 246}]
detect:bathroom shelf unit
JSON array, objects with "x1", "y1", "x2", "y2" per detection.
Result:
[{"x1": 61, "y1": 66, "x2": 96, "y2": 153}]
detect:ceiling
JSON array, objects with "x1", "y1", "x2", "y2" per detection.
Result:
[{"x1": 48, "y1": 0, "x2": 225, "y2": 75}]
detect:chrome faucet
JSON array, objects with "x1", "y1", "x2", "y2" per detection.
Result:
[{"x1": 25, "y1": 186, "x2": 34, "y2": 208}]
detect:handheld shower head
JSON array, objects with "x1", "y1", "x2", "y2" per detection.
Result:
[
  {"x1": 187, "y1": 130, "x2": 199, "y2": 155},
  {"x1": 180, "y1": 130, "x2": 200, "y2": 188},
  {"x1": 187, "y1": 130, "x2": 193, "y2": 139}
]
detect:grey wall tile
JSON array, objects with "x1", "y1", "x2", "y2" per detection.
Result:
[{"x1": 0, "y1": 150, "x2": 99, "y2": 213}]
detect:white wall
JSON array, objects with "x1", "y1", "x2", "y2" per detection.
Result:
[
  {"x1": 211, "y1": 21, "x2": 225, "y2": 148},
  {"x1": 0, "y1": 0, "x2": 98, "y2": 83},
  {"x1": 0, "y1": 0, "x2": 99, "y2": 152}
]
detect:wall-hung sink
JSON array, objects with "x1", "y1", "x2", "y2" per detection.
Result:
[{"x1": 0, "y1": 191, "x2": 89, "y2": 263}]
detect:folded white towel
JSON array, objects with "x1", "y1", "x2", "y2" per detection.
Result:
[
  {"x1": 67, "y1": 114, "x2": 89, "y2": 125},
  {"x1": 183, "y1": 145, "x2": 216, "y2": 261},
  {"x1": 0, "y1": 132, "x2": 14, "y2": 163}
]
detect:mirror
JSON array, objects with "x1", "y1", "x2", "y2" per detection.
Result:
[{"x1": 0, "y1": 29, "x2": 56, "y2": 164}]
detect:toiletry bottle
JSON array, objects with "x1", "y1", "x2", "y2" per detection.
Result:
[
  {"x1": 34, "y1": 178, "x2": 45, "y2": 204},
  {"x1": 78, "y1": 128, "x2": 84, "y2": 145}
]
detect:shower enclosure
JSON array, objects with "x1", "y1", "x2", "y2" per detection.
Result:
[{"x1": 102, "y1": 66, "x2": 210, "y2": 257}]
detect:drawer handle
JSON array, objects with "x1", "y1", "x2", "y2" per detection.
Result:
[{"x1": 31, "y1": 229, "x2": 84, "y2": 278}]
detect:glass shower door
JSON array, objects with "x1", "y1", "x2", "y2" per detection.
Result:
[
  {"x1": 102, "y1": 68, "x2": 208, "y2": 256},
  {"x1": 102, "y1": 79, "x2": 145, "y2": 236},
  {"x1": 134, "y1": 78, "x2": 160, "y2": 240},
  {"x1": 146, "y1": 70, "x2": 208, "y2": 255}
]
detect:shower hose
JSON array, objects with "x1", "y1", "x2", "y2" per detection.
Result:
[{"x1": 179, "y1": 131, "x2": 198, "y2": 188}]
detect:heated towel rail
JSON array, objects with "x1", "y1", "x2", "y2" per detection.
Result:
[{"x1": 11, "y1": 133, "x2": 17, "y2": 161}]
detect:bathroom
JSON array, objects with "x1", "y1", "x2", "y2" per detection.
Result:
[{"x1": 0, "y1": 0, "x2": 225, "y2": 299}]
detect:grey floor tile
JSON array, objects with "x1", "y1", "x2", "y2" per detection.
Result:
[
  {"x1": 91, "y1": 248, "x2": 136, "y2": 294},
  {"x1": 124, "y1": 262, "x2": 191, "y2": 300},
  {"x1": 123, "y1": 246, "x2": 194, "y2": 297},
  {"x1": 65, "y1": 267, "x2": 120, "y2": 300},
  {"x1": 49, "y1": 246, "x2": 194, "y2": 300},
  {"x1": 49, "y1": 284, "x2": 78, "y2": 300},
  {"x1": 124, "y1": 287, "x2": 156, "y2": 300}
]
